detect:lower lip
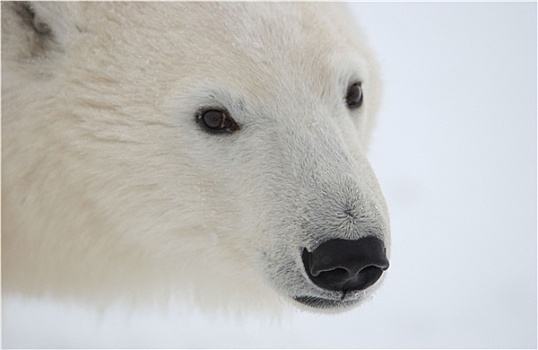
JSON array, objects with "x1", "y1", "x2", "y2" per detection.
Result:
[{"x1": 293, "y1": 295, "x2": 360, "y2": 309}]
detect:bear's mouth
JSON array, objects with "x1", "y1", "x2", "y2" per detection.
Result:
[{"x1": 293, "y1": 295, "x2": 361, "y2": 309}]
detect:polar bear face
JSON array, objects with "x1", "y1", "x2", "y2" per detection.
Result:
[{"x1": 2, "y1": 2, "x2": 389, "y2": 312}]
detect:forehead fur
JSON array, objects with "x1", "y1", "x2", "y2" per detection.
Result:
[
  {"x1": 66, "y1": 3, "x2": 378, "y2": 92},
  {"x1": 3, "y1": 1, "x2": 382, "y2": 146}
]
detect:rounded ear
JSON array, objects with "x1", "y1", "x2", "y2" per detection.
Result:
[{"x1": 1, "y1": 1, "x2": 80, "y2": 58}]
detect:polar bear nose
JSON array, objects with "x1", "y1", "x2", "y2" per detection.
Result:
[{"x1": 301, "y1": 237, "x2": 389, "y2": 292}]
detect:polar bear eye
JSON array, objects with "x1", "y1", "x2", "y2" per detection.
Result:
[
  {"x1": 346, "y1": 82, "x2": 363, "y2": 109},
  {"x1": 196, "y1": 109, "x2": 239, "y2": 134}
]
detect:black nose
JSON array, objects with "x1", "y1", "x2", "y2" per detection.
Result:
[{"x1": 302, "y1": 237, "x2": 389, "y2": 292}]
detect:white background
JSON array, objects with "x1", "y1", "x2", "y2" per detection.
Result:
[{"x1": 3, "y1": 2, "x2": 536, "y2": 348}]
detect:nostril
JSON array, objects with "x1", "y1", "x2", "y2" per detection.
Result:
[
  {"x1": 302, "y1": 237, "x2": 389, "y2": 292},
  {"x1": 308, "y1": 254, "x2": 340, "y2": 277},
  {"x1": 354, "y1": 265, "x2": 384, "y2": 289}
]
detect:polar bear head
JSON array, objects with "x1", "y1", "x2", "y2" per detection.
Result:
[{"x1": 2, "y1": 2, "x2": 390, "y2": 313}]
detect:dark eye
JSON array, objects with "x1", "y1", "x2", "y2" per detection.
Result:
[
  {"x1": 346, "y1": 82, "x2": 363, "y2": 109},
  {"x1": 196, "y1": 109, "x2": 239, "y2": 134}
]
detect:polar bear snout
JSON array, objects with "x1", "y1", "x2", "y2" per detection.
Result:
[{"x1": 301, "y1": 237, "x2": 389, "y2": 293}]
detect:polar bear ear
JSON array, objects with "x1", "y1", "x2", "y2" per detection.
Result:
[{"x1": 3, "y1": 1, "x2": 80, "y2": 57}]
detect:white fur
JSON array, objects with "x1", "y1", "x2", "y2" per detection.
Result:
[{"x1": 2, "y1": 2, "x2": 389, "y2": 314}]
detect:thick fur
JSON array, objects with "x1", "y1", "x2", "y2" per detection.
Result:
[{"x1": 2, "y1": 2, "x2": 389, "y2": 314}]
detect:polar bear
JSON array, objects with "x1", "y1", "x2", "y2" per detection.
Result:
[{"x1": 2, "y1": 2, "x2": 390, "y2": 313}]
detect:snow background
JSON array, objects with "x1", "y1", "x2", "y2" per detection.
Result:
[{"x1": 2, "y1": 2, "x2": 536, "y2": 348}]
